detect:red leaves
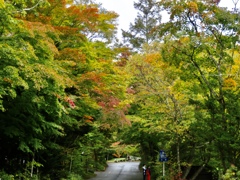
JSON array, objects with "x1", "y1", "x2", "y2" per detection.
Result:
[
  {"x1": 65, "y1": 97, "x2": 75, "y2": 108},
  {"x1": 98, "y1": 96, "x2": 120, "y2": 111},
  {"x1": 126, "y1": 87, "x2": 135, "y2": 94}
]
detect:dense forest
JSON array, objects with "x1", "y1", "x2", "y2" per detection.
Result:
[{"x1": 1, "y1": 0, "x2": 240, "y2": 179}]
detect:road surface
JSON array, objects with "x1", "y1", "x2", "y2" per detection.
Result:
[{"x1": 88, "y1": 161, "x2": 143, "y2": 180}]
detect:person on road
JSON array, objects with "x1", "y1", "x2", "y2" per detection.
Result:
[
  {"x1": 142, "y1": 164, "x2": 146, "y2": 180},
  {"x1": 146, "y1": 166, "x2": 151, "y2": 180}
]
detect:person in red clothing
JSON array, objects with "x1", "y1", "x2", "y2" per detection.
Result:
[{"x1": 146, "y1": 166, "x2": 151, "y2": 180}]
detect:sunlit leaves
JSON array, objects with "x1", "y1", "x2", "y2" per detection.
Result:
[
  {"x1": 157, "y1": 0, "x2": 240, "y2": 176},
  {"x1": 1, "y1": 66, "x2": 28, "y2": 97},
  {"x1": 0, "y1": 1, "x2": 69, "y2": 160},
  {"x1": 188, "y1": 1, "x2": 198, "y2": 13},
  {"x1": 0, "y1": 0, "x2": 127, "y2": 178},
  {"x1": 0, "y1": 0, "x2": 4, "y2": 8},
  {"x1": 125, "y1": 43, "x2": 195, "y2": 141},
  {"x1": 97, "y1": 11, "x2": 118, "y2": 36}
]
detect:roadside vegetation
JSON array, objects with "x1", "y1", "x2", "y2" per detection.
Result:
[{"x1": 1, "y1": 0, "x2": 240, "y2": 179}]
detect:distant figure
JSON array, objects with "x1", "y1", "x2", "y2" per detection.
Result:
[
  {"x1": 142, "y1": 164, "x2": 146, "y2": 180},
  {"x1": 146, "y1": 166, "x2": 151, "y2": 180}
]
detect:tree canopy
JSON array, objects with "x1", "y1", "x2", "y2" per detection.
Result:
[
  {"x1": 0, "y1": 0, "x2": 129, "y2": 179},
  {"x1": 1, "y1": 0, "x2": 240, "y2": 179}
]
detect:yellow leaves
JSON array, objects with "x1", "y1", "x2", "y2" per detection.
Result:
[
  {"x1": 177, "y1": 36, "x2": 191, "y2": 49},
  {"x1": 222, "y1": 51, "x2": 240, "y2": 90},
  {"x1": 169, "y1": 1, "x2": 198, "y2": 20},
  {"x1": 144, "y1": 53, "x2": 161, "y2": 64},
  {"x1": 202, "y1": 11, "x2": 214, "y2": 19},
  {"x1": 223, "y1": 78, "x2": 237, "y2": 89},
  {"x1": 179, "y1": 36, "x2": 190, "y2": 44},
  {"x1": 98, "y1": 11, "x2": 118, "y2": 31},
  {"x1": 23, "y1": 21, "x2": 59, "y2": 55},
  {"x1": 128, "y1": 52, "x2": 163, "y2": 75},
  {"x1": 0, "y1": 0, "x2": 4, "y2": 8},
  {"x1": 187, "y1": 1, "x2": 198, "y2": 13}
]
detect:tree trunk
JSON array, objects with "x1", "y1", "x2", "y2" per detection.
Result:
[
  {"x1": 31, "y1": 156, "x2": 34, "y2": 177},
  {"x1": 189, "y1": 158, "x2": 210, "y2": 180},
  {"x1": 182, "y1": 146, "x2": 195, "y2": 179},
  {"x1": 177, "y1": 138, "x2": 181, "y2": 174},
  {"x1": 182, "y1": 166, "x2": 192, "y2": 179}
]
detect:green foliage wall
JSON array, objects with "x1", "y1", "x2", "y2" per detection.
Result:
[{"x1": 0, "y1": 0, "x2": 128, "y2": 179}]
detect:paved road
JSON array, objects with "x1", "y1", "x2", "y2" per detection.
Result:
[{"x1": 88, "y1": 161, "x2": 143, "y2": 180}]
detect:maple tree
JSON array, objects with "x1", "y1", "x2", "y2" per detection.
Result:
[
  {"x1": 156, "y1": 0, "x2": 240, "y2": 179},
  {"x1": 2, "y1": 0, "x2": 240, "y2": 179},
  {"x1": 120, "y1": 1, "x2": 240, "y2": 179},
  {"x1": 0, "y1": 0, "x2": 129, "y2": 179},
  {"x1": 123, "y1": 43, "x2": 195, "y2": 176}
]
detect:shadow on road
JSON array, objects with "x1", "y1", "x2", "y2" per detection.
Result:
[{"x1": 88, "y1": 161, "x2": 142, "y2": 180}]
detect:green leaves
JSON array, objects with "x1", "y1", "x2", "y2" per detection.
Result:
[
  {"x1": 155, "y1": 0, "x2": 240, "y2": 177},
  {"x1": 122, "y1": 0, "x2": 162, "y2": 51}
]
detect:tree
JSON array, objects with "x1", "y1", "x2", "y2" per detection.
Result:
[
  {"x1": 122, "y1": 0, "x2": 162, "y2": 51},
  {"x1": 0, "y1": 0, "x2": 129, "y2": 178},
  {"x1": 0, "y1": 11, "x2": 69, "y2": 179},
  {"x1": 158, "y1": 0, "x2": 240, "y2": 178},
  {"x1": 122, "y1": 43, "x2": 196, "y2": 178}
]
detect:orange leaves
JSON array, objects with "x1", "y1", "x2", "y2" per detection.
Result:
[
  {"x1": 3, "y1": 77, "x2": 12, "y2": 84},
  {"x1": 78, "y1": 71, "x2": 108, "y2": 98},
  {"x1": 25, "y1": 14, "x2": 52, "y2": 24},
  {"x1": 48, "y1": 0, "x2": 68, "y2": 6},
  {"x1": 64, "y1": 4, "x2": 118, "y2": 39},
  {"x1": 57, "y1": 48, "x2": 86, "y2": 63},
  {"x1": 23, "y1": 21, "x2": 55, "y2": 36},
  {"x1": 54, "y1": 26, "x2": 78, "y2": 34},
  {"x1": 111, "y1": 141, "x2": 120, "y2": 147},
  {"x1": 223, "y1": 78, "x2": 237, "y2": 89},
  {"x1": 81, "y1": 71, "x2": 104, "y2": 84},
  {"x1": 22, "y1": 21, "x2": 59, "y2": 55},
  {"x1": 22, "y1": 0, "x2": 118, "y2": 42},
  {"x1": 83, "y1": 115, "x2": 94, "y2": 123},
  {"x1": 66, "y1": 5, "x2": 99, "y2": 31}
]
